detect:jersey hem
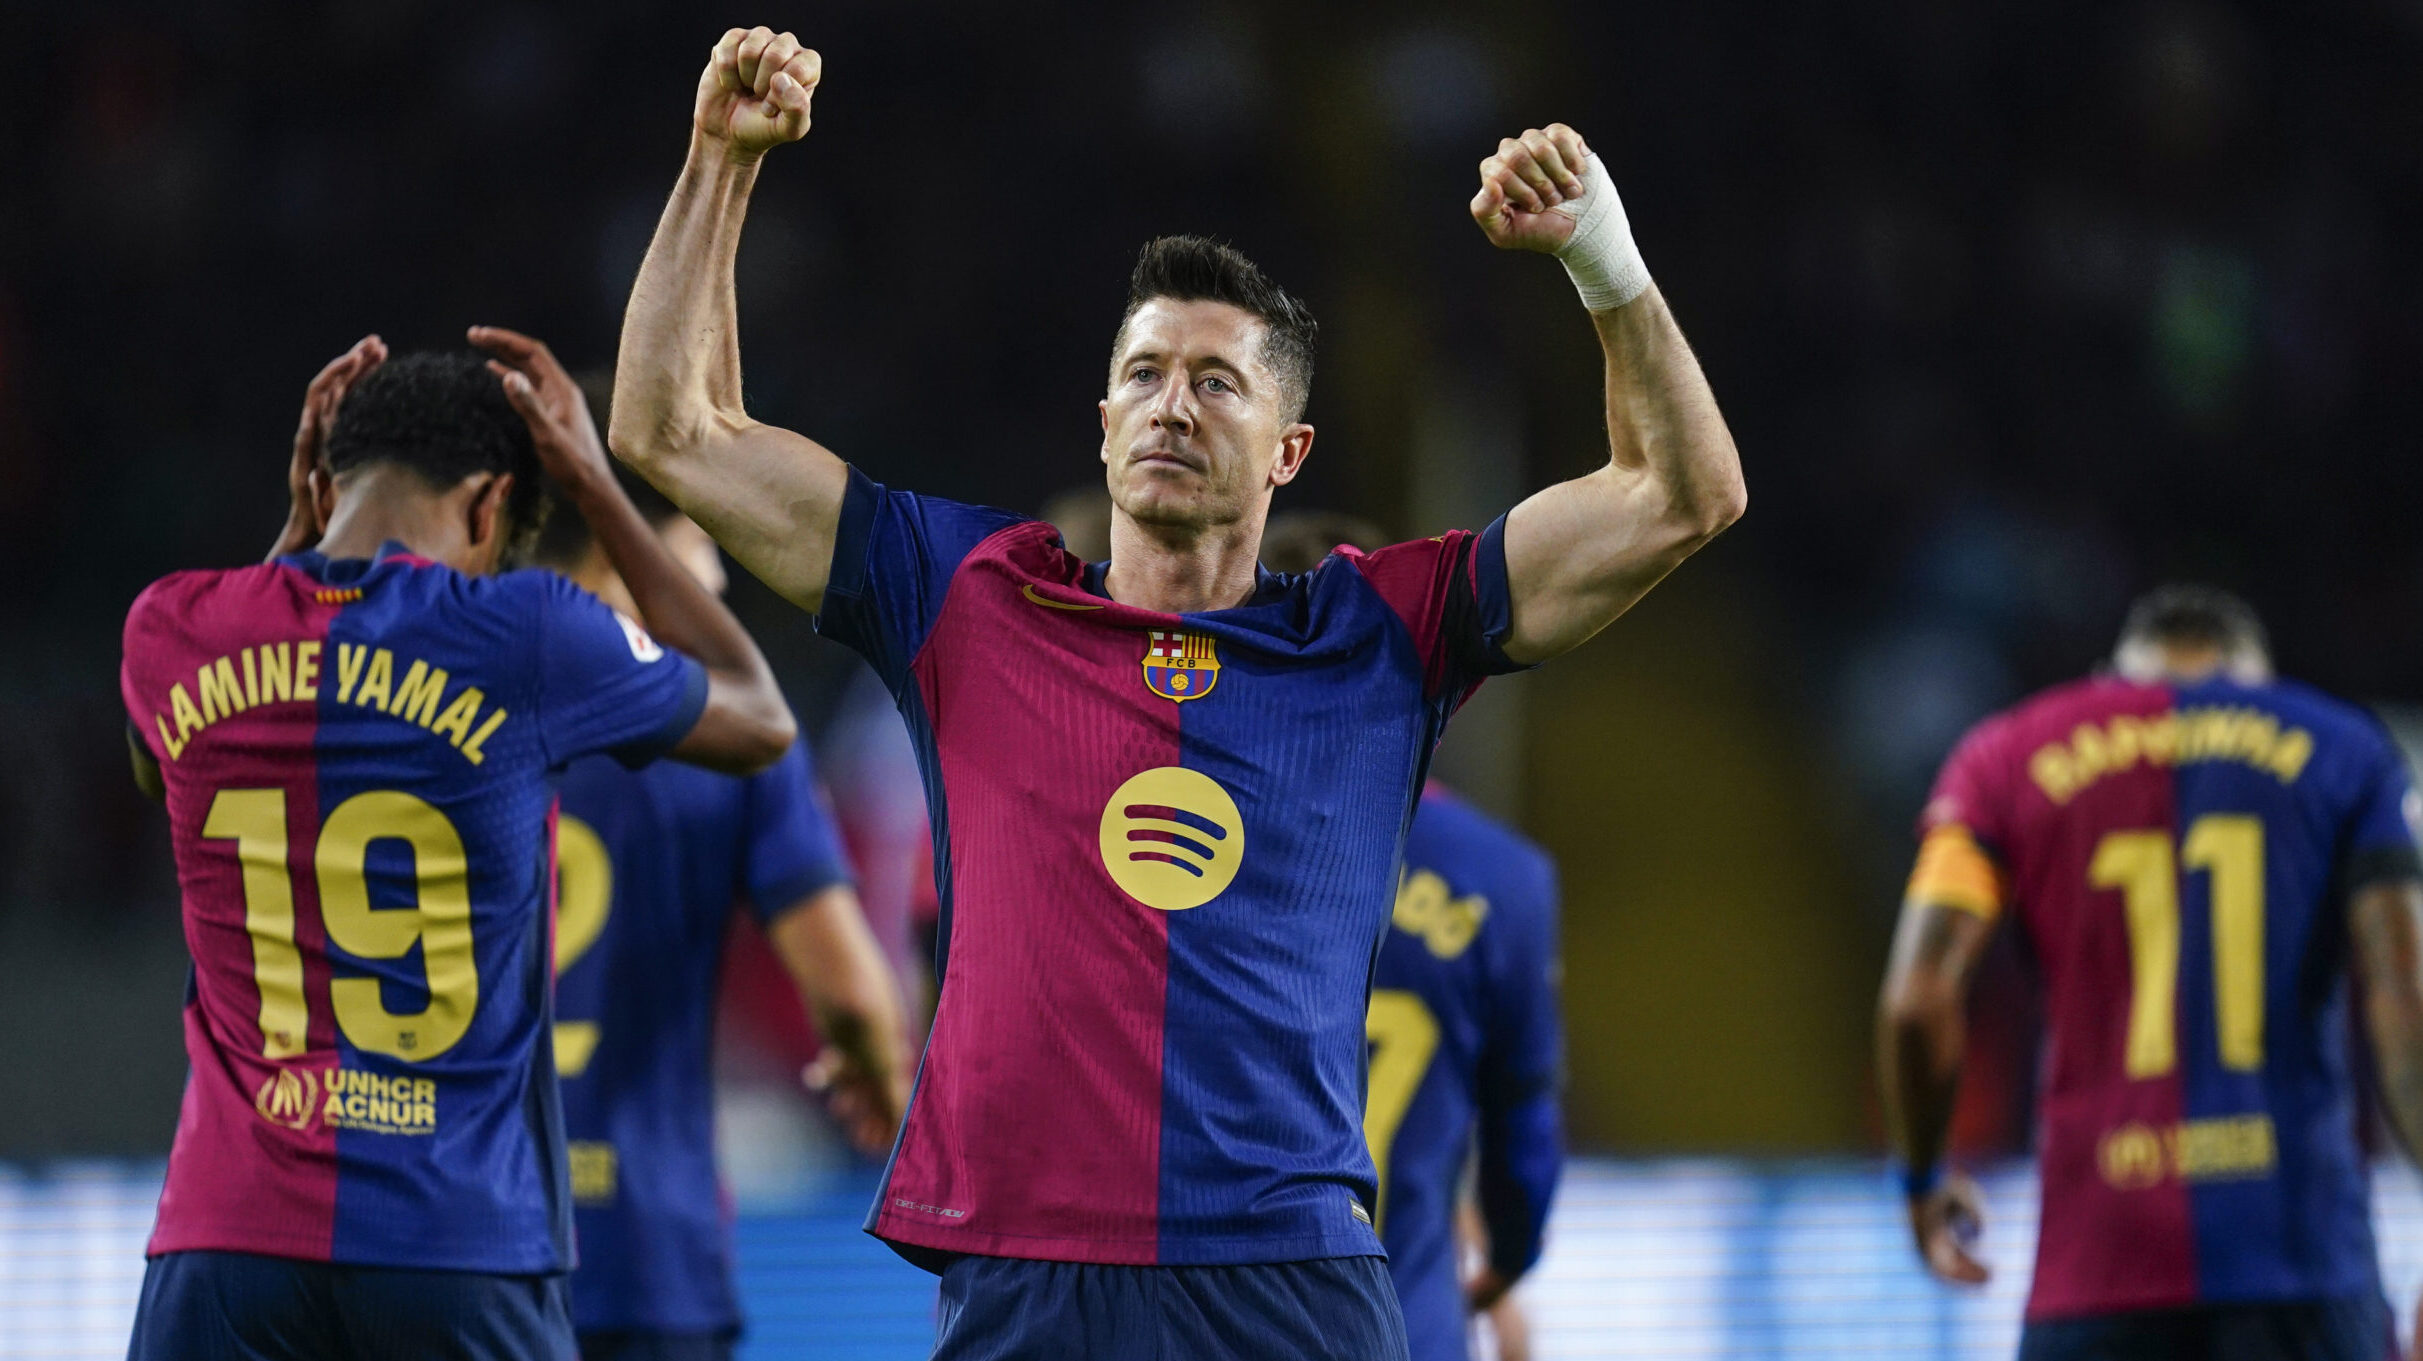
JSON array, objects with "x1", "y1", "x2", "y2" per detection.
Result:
[
  {"x1": 870, "y1": 1212, "x2": 1383, "y2": 1271},
  {"x1": 2023, "y1": 1278, "x2": 2384, "y2": 1323},
  {"x1": 146, "y1": 1225, "x2": 568, "y2": 1277}
]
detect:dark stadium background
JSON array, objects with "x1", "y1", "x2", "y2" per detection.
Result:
[{"x1": 4, "y1": 0, "x2": 2422, "y2": 1302}]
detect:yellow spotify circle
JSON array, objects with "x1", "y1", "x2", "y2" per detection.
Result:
[{"x1": 1098, "y1": 767, "x2": 1246, "y2": 911}]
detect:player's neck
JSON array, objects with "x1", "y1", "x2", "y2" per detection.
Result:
[
  {"x1": 1102, "y1": 511, "x2": 1264, "y2": 613},
  {"x1": 315, "y1": 468, "x2": 479, "y2": 570},
  {"x1": 565, "y1": 550, "x2": 639, "y2": 616}
]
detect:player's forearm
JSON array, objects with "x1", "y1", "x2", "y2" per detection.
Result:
[
  {"x1": 770, "y1": 888, "x2": 909, "y2": 1087},
  {"x1": 1588, "y1": 288, "x2": 1746, "y2": 553},
  {"x1": 2368, "y1": 993, "x2": 2423, "y2": 1167},
  {"x1": 2354, "y1": 881, "x2": 2423, "y2": 1166},
  {"x1": 1876, "y1": 904, "x2": 1983, "y2": 1177},
  {"x1": 1878, "y1": 992, "x2": 1963, "y2": 1176},
  {"x1": 1476, "y1": 1086, "x2": 1562, "y2": 1282},
  {"x1": 611, "y1": 136, "x2": 759, "y2": 473}
]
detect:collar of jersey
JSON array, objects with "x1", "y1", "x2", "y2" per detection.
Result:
[
  {"x1": 280, "y1": 539, "x2": 429, "y2": 585},
  {"x1": 1075, "y1": 558, "x2": 1291, "y2": 611}
]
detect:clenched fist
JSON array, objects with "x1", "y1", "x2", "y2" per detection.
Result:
[
  {"x1": 1469, "y1": 124, "x2": 1592, "y2": 255},
  {"x1": 696, "y1": 26, "x2": 821, "y2": 162}
]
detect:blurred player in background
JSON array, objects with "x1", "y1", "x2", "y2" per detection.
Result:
[
  {"x1": 532, "y1": 452, "x2": 910, "y2": 1361},
  {"x1": 611, "y1": 26, "x2": 1742, "y2": 1357},
  {"x1": 117, "y1": 330, "x2": 795, "y2": 1359},
  {"x1": 1265, "y1": 512, "x2": 1564, "y2": 1361},
  {"x1": 1879, "y1": 586, "x2": 2423, "y2": 1360}
]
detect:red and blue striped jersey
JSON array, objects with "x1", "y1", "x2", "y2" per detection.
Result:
[
  {"x1": 1369, "y1": 785, "x2": 1564, "y2": 1361},
  {"x1": 553, "y1": 740, "x2": 853, "y2": 1334},
  {"x1": 118, "y1": 544, "x2": 706, "y2": 1273},
  {"x1": 1919, "y1": 674, "x2": 2423, "y2": 1320},
  {"x1": 814, "y1": 469, "x2": 1527, "y2": 1268}
]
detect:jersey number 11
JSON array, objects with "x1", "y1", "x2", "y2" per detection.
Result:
[{"x1": 2090, "y1": 815, "x2": 2265, "y2": 1079}]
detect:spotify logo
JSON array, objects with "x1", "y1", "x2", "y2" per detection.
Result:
[{"x1": 1097, "y1": 767, "x2": 1246, "y2": 911}]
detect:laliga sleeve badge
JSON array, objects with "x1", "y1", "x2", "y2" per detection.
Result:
[
  {"x1": 614, "y1": 610, "x2": 665, "y2": 663},
  {"x1": 1142, "y1": 629, "x2": 1219, "y2": 702}
]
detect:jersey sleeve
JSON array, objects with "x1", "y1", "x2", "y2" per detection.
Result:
[
  {"x1": 525, "y1": 572, "x2": 709, "y2": 770},
  {"x1": 1344, "y1": 515, "x2": 1531, "y2": 711},
  {"x1": 814, "y1": 467, "x2": 1032, "y2": 694},
  {"x1": 1476, "y1": 848, "x2": 1564, "y2": 1281},
  {"x1": 741, "y1": 739, "x2": 857, "y2": 924},
  {"x1": 1907, "y1": 717, "x2": 2018, "y2": 920},
  {"x1": 2341, "y1": 724, "x2": 2423, "y2": 892}
]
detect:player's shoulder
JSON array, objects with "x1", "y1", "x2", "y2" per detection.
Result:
[
  {"x1": 973, "y1": 516, "x2": 1073, "y2": 577},
  {"x1": 2202, "y1": 675, "x2": 2403, "y2": 767},
  {"x1": 847, "y1": 469, "x2": 1034, "y2": 557},
  {"x1": 1328, "y1": 531, "x2": 1478, "y2": 597},
  {"x1": 124, "y1": 561, "x2": 323, "y2": 661},
  {"x1": 2230, "y1": 674, "x2": 2387, "y2": 733},
  {"x1": 1412, "y1": 787, "x2": 1557, "y2": 913},
  {"x1": 1951, "y1": 675, "x2": 2157, "y2": 763},
  {"x1": 1251, "y1": 532, "x2": 1482, "y2": 634},
  {"x1": 127, "y1": 561, "x2": 296, "y2": 621}
]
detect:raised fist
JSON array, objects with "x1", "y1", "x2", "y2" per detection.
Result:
[
  {"x1": 696, "y1": 27, "x2": 821, "y2": 161},
  {"x1": 1470, "y1": 124, "x2": 1592, "y2": 255}
]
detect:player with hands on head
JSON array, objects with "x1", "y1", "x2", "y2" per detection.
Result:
[
  {"x1": 615, "y1": 28, "x2": 1739, "y2": 1359},
  {"x1": 119, "y1": 327, "x2": 792, "y2": 1361}
]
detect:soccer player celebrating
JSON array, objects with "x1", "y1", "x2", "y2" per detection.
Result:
[
  {"x1": 614, "y1": 27, "x2": 1744, "y2": 1356},
  {"x1": 1265, "y1": 513, "x2": 1565, "y2": 1361},
  {"x1": 119, "y1": 330, "x2": 794, "y2": 1359},
  {"x1": 532, "y1": 461, "x2": 910, "y2": 1361},
  {"x1": 1879, "y1": 588, "x2": 2423, "y2": 1360}
]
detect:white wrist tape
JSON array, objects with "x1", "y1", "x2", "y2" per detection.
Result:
[{"x1": 1552, "y1": 153, "x2": 1651, "y2": 311}]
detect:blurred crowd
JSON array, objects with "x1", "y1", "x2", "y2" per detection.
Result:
[{"x1": 4, "y1": 0, "x2": 2420, "y2": 1155}]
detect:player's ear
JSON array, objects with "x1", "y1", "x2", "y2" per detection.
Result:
[
  {"x1": 308, "y1": 467, "x2": 337, "y2": 532},
  {"x1": 467, "y1": 472, "x2": 513, "y2": 554},
  {"x1": 1267, "y1": 422, "x2": 1314, "y2": 488}
]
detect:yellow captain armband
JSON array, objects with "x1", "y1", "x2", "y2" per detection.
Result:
[{"x1": 1907, "y1": 824, "x2": 2005, "y2": 920}]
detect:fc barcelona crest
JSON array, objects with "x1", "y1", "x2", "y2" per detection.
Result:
[{"x1": 1142, "y1": 629, "x2": 1220, "y2": 702}]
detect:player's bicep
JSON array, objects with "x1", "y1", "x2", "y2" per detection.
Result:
[
  {"x1": 2352, "y1": 879, "x2": 2423, "y2": 1002},
  {"x1": 1498, "y1": 464, "x2": 1709, "y2": 665},
  {"x1": 622, "y1": 419, "x2": 850, "y2": 613},
  {"x1": 1880, "y1": 897, "x2": 1998, "y2": 1024}
]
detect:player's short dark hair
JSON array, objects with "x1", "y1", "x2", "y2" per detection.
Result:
[
  {"x1": 531, "y1": 373, "x2": 684, "y2": 567},
  {"x1": 2117, "y1": 584, "x2": 2270, "y2": 661},
  {"x1": 1116, "y1": 235, "x2": 1318, "y2": 422},
  {"x1": 1260, "y1": 509, "x2": 1388, "y2": 573},
  {"x1": 323, "y1": 351, "x2": 547, "y2": 553}
]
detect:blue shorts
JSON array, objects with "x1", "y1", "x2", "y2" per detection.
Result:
[
  {"x1": 2018, "y1": 1295, "x2": 2393, "y2": 1361},
  {"x1": 575, "y1": 1330, "x2": 734, "y2": 1361},
  {"x1": 933, "y1": 1254, "x2": 1409, "y2": 1360},
  {"x1": 127, "y1": 1249, "x2": 575, "y2": 1361}
]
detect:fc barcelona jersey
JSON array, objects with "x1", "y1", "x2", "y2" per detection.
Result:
[
  {"x1": 1916, "y1": 674, "x2": 2423, "y2": 1319},
  {"x1": 119, "y1": 544, "x2": 706, "y2": 1272},
  {"x1": 815, "y1": 469, "x2": 1527, "y2": 1268},
  {"x1": 1368, "y1": 786, "x2": 1564, "y2": 1361},
  {"x1": 554, "y1": 740, "x2": 852, "y2": 1334}
]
